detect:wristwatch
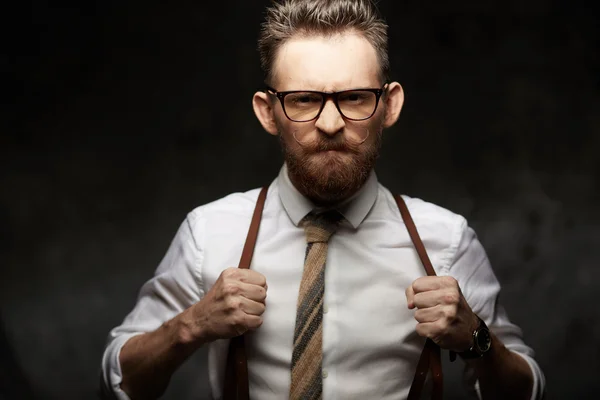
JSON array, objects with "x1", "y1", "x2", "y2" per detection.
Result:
[{"x1": 458, "y1": 315, "x2": 492, "y2": 359}]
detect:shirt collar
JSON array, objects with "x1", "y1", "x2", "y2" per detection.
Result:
[{"x1": 277, "y1": 164, "x2": 379, "y2": 229}]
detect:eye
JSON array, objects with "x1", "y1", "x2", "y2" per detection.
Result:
[
  {"x1": 287, "y1": 93, "x2": 322, "y2": 107},
  {"x1": 296, "y1": 95, "x2": 313, "y2": 103},
  {"x1": 339, "y1": 91, "x2": 369, "y2": 103}
]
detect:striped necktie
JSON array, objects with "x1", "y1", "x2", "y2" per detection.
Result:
[{"x1": 289, "y1": 211, "x2": 342, "y2": 400}]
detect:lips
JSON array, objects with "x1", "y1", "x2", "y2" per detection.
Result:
[
  {"x1": 312, "y1": 149, "x2": 347, "y2": 155},
  {"x1": 305, "y1": 138, "x2": 360, "y2": 155},
  {"x1": 313, "y1": 144, "x2": 351, "y2": 152}
]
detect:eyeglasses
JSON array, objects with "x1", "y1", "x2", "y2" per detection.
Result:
[{"x1": 266, "y1": 84, "x2": 387, "y2": 122}]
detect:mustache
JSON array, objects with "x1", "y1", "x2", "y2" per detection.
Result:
[{"x1": 299, "y1": 133, "x2": 364, "y2": 154}]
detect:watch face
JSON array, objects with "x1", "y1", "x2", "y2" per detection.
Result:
[{"x1": 475, "y1": 328, "x2": 492, "y2": 353}]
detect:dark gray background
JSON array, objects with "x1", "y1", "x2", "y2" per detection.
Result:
[{"x1": 2, "y1": 0, "x2": 599, "y2": 399}]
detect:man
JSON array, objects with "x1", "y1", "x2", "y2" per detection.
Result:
[{"x1": 101, "y1": 1, "x2": 545, "y2": 399}]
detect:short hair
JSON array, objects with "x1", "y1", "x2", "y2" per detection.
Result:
[{"x1": 258, "y1": 0, "x2": 390, "y2": 85}]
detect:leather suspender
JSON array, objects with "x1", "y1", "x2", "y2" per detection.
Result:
[
  {"x1": 223, "y1": 187, "x2": 443, "y2": 399},
  {"x1": 222, "y1": 186, "x2": 268, "y2": 400},
  {"x1": 395, "y1": 195, "x2": 443, "y2": 400}
]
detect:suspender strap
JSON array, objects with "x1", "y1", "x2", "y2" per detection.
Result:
[
  {"x1": 394, "y1": 195, "x2": 436, "y2": 276},
  {"x1": 223, "y1": 186, "x2": 268, "y2": 400},
  {"x1": 224, "y1": 189, "x2": 443, "y2": 400},
  {"x1": 395, "y1": 195, "x2": 443, "y2": 400},
  {"x1": 239, "y1": 187, "x2": 269, "y2": 270}
]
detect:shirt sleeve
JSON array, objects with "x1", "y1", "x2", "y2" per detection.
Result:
[
  {"x1": 100, "y1": 211, "x2": 205, "y2": 399},
  {"x1": 448, "y1": 218, "x2": 546, "y2": 400}
]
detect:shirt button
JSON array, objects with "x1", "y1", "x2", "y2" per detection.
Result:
[
  {"x1": 323, "y1": 305, "x2": 329, "y2": 314},
  {"x1": 322, "y1": 370, "x2": 329, "y2": 379}
]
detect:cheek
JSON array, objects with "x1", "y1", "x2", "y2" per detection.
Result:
[
  {"x1": 368, "y1": 112, "x2": 385, "y2": 136},
  {"x1": 276, "y1": 119, "x2": 303, "y2": 152},
  {"x1": 275, "y1": 111, "x2": 300, "y2": 133},
  {"x1": 290, "y1": 123, "x2": 315, "y2": 138},
  {"x1": 347, "y1": 119, "x2": 383, "y2": 143},
  {"x1": 277, "y1": 117, "x2": 316, "y2": 145}
]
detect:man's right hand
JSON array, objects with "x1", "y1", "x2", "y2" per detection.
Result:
[
  {"x1": 118, "y1": 268, "x2": 267, "y2": 399},
  {"x1": 182, "y1": 267, "x2": 268, "y2": 344}
]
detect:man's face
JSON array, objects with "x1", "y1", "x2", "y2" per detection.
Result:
[{"x1": 270, "y1": 32, "x2": 387, "y2": 205}]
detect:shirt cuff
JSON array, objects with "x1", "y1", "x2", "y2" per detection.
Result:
[
  {"x1": 101, "y1": 332, "x2": 144, "y2": 400},
  {"x1": 473, "y1": 350, "x2": 545, "y2": 400},
  {"x1": 512, "y1": 350, "x2": 545, "y2": 400}
]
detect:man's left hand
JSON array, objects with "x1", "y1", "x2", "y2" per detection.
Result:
[{"x1": 405, "y1": 276, "x2": 479, "y2": 352}]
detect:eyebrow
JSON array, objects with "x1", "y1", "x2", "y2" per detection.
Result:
[
  {"x1": 283, "y1": 79, "x2": 378, "y2": 92},
  {"x1": 275, "y1": 84, "x2": 380, "y2": 92}
]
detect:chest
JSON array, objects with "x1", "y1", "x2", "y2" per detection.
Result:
[{"x1": 202, "y1": 214, "x2": 441, "y2": 344}]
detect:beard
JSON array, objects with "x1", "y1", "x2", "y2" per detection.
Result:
[{"x1": 280, "y1": 129, "x2": 382, "y2": 206}]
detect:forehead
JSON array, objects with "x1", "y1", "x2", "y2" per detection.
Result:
[{"x1": 272, "y1": 32, "x2": 381, "y2": 91}]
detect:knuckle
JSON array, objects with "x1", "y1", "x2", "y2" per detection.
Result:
[
  {"x1": 258, "y1": 287, "x2": 267, "y2": 300},
  {"x1": 445, "y1": 307, "x2": 457, "y2": 321},
  {"x1": 436, "y1": 320, "x2": 449, "y2": 335},
  {"x1": 223, "y1": 283, "x2": 240, "y2": 296},
  {"x1": 443, "y1": 276, "x2": 458, "y2": 287},
  {"x1": 413, "y1": 278, "x2": 423, "y2": 289},
  {"x1": 222, "y1": 267, "x2": 238, "y2": 279},
  {"x1": 433, "y1": 306, "x2": 444, "y2": 320},
  {"x1": 225, "y1": 297, "x2": 241, "y2": 311},
  {"x1": 443, "y1": 291, "x2": 459, "y2": 305}
]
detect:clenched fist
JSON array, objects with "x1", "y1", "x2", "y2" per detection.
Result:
[
  {"x1": 183, "y1": 268, "x2": 268, "y2": 344},
  {"x1": 405, "y1": 276, "x2": 479, "y2": 352}
]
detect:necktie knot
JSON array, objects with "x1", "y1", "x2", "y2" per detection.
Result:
[{"x1": 301, "y1": 211, "x2": 342, "y2": 244}]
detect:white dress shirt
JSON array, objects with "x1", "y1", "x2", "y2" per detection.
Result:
[{"x1": 101, "y1": 165, "x2": 545, "y2": 399}]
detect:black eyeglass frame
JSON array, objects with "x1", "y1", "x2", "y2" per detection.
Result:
[{"x1": 265, "y1": 83, "x2": 388, "y2": 122}]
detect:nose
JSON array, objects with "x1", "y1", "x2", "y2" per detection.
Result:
[{"x1": 314, "y1": 99, "x2": 345, "y2": 136}]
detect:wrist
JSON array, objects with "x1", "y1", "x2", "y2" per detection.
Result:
[
  {"x1": 458, "y1": 314, "x2": 492, "y2": 359},
  {"x1": 172, "y1": 308, "x2": 208, "y2": 348}
]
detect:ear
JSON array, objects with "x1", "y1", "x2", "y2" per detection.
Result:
[
  {"x1": 382, "y1": 82, "x2": 404, "y2": 128},
  {"x1": 252, "y1": 91, "x2": 278, "y2": 136}
]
